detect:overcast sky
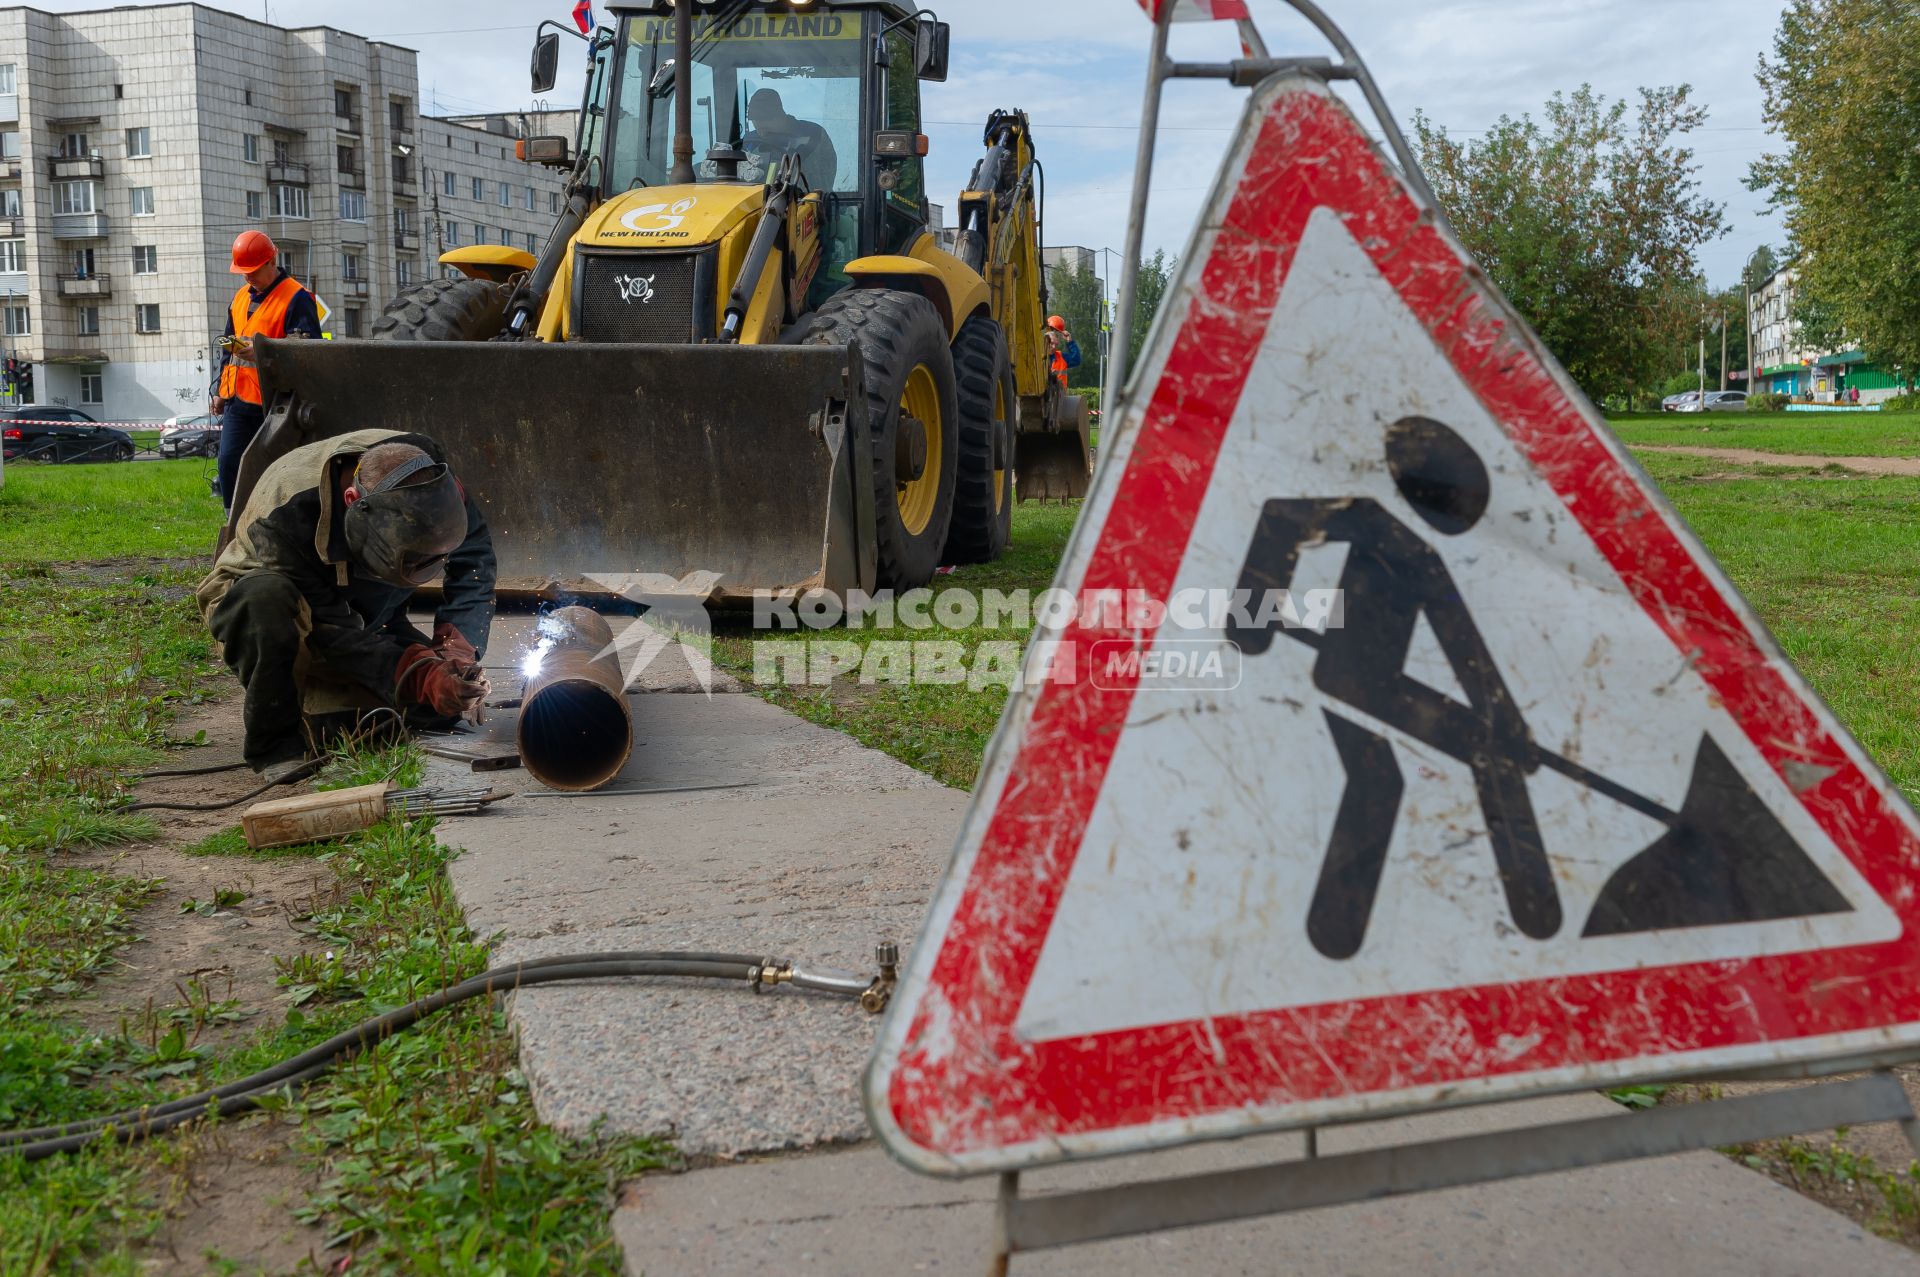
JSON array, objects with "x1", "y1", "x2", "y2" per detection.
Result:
[{"x1": 40, "y1": 0, "x2": 1784, "y2": 287}]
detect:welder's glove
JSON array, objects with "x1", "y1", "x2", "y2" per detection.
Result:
[
  {"x1": 432, "y1": 622, "x2": 479, "y2": 672},
  {"x1": 396, "y1": 644, "x2": 484, "y2": 718}
]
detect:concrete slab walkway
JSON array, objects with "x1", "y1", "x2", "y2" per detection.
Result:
[{"x1": 428, "y1": 615, "x2": 1914, "y2": 1275}]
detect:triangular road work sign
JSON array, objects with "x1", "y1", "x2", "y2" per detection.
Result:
[{"x1": 867, "y1": 74, "x2": 1920, "y2": 1177}]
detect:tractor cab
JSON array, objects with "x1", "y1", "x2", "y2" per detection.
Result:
[{"x1": 563, "y1": 2, "x2": 949, "y2": 310}]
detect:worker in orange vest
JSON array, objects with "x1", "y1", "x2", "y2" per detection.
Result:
[
  {"x1": 1046, "y1": 314, "x2": 1081, "y2": 391},
  {"x1": 213, "y1": 230, "x2": 321, "y2": 513}
]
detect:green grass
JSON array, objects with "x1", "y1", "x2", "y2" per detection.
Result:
[
  {"x1": 0, "y1": 459, "x2": 219, "y2": 562},
  {"x1": 1607, "y1": 409, "x2": 1920, "y2": 457},
  {"x1": 1636, "y1": 452, "x2": 1920, "y2": 800},
  {"x1": 711, "y1": 503, "x2": 1080, "y2": 789}
]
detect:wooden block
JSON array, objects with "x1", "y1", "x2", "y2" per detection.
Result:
[{"x1": 242, "y1": 782, "x2": 390, "y2": 850}]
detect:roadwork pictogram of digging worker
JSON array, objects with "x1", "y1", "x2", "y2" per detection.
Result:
[{"x1": 1227, "y1": 415, "x2": 1850, "y2": 961}]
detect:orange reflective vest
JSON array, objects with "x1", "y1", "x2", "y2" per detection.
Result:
[
  {"x1": 218, "y1": 275, "x2": 305, "y2": 405},
  {"x1": 1051, "y1": 349, "x2": 1069, "y2": 389}
]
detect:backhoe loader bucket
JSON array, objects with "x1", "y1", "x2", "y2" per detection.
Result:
[
  {"x1": 237, "y1": 339, "x2": 875, "y2": 603},
  {"x1": 1016, "y1": 393, "x2": 1091, "y2": 501}
]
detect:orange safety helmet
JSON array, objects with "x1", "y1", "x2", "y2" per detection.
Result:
[
  {"x1": 1047, "y1": 314, "x2": 1068, "y2": 332},
  {"x1": 230, "y1": 229, "x2": 277, "y2": 274}
]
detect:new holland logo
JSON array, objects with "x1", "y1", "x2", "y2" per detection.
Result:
[{"x1": 614, "y1": 274, "x2": 657, "y2": 305}]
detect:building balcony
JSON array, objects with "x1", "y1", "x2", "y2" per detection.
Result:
[
  {"x1": 3, "y1": 158, "x2": 20, "y2": 180},
  {"x1": 267, "y1": 160, "x2": 310, "y2": 185},
  {"x1": 336, "y1": 111, "x2": 362, "y2": 136},
  {"x1": 50, "y1": 211, "x2": 109, "y2": 240},
  {"x1": 340, "y1": 278, "x2": 370, "y2": 299},
  {"x1": 0, "y1": 94, "x2": 16, "y2": 124},
  {"x1": 337, "y1": 165, "x2": 365, "y2": 190},
  {"x1": 56, "y1": 273, "x2": 111, "y2": 298},
  {"x1": 394, "y1": 230, "x2": 420, "y2": 252},
  {"x1": 0, "y1": 216, "x2": 21, "y2": 237},
  {"x1": 49, "y1": 154, "x2": 104, "y2": 179}
]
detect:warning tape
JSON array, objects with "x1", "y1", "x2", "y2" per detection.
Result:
[{"x1": 1, "y1": 418, "x2": 215, "y2": 429}]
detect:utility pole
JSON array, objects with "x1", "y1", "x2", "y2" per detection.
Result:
[{"x1": 1720, "y1": 306, "x2": 1728, "y2": 393}]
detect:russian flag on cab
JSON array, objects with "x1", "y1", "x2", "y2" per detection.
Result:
[{"x1": 572, "y1": 0, "x2": 595, "y2": 35}]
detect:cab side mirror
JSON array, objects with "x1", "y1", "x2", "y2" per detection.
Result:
[
  {"x1": 531, "y1": 32, "x2": 561, "y2": 95},
  {"x1": 915, "y1": 22, "x2": 950, "y2": 82}
]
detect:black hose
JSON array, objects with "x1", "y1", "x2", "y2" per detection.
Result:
[
  {"x1": 120, "y1": 759, "x2": 325, "y2": 813},
  {"x1": 1, "y1": 950, "x2": 784, "y2": 1160},
  {"x1": 135, "y1": 760, "x2": 251, "y2": 779}
]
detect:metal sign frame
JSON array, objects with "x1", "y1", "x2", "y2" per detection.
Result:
[{"x1": 867, "y1": 1, "x2": 1920, "y2": 1269}]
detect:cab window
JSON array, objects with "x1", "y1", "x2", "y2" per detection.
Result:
[{"x1": 879, "y1": 29, "x2": 926, "y2": 254}]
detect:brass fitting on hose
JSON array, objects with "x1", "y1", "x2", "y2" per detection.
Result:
[
  {"x1": 861, "y1": 941, "x2": 900, "y2": 1015},
  {"x1": 748, "y1": 959, "x2": 794, "y2": 993}
]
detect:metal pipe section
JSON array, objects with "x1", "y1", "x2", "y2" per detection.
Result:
[{"x1": 516, "y1": 606, "x2": 634, "y2": 792}]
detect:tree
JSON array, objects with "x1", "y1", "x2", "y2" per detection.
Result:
[
  {"x1": 1751, "y1": 0, "x2": 1920, "y2": 377},
  {"x1": 1048, "y1": 261, "x2": 1104, "y2": 391},
  {"x1": 1129, "y1": 249, "x2": 1174, "y2": 371},
  {"x1": 1412, "y1": 84, "x2": 1727, "y2": 404}
]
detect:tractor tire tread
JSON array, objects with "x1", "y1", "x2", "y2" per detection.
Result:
[
  {"x1": 946, "y1": 313, "x2": 1014, "y2": 564},
  {"x1": 371, "y1": 277, "x2": 510, "y2": 343},
  {"x1": 792, "y1": 290, "x2": 958, "y2": 591}
]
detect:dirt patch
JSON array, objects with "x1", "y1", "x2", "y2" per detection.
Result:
[
  {"x1": 136, "y1": 1118, "x2": 329, "y2": 1276},
  {"x1": 1636, "y1": 444, "x2": 1920, "y2": 476}
]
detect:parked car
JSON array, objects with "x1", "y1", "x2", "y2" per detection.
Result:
[
  {"x1": 159, "y1": 413, "x2": 221, "y2": 459},
  {"x1": 1661, "y1": 392, "x2": 1701, "y2": 412},
  {"x1": 1675, "y1": 391, "x2": 1747, "y2": 414},
  {"x1": 0, "y1": 406, "x2": 136, "y2": 463}
]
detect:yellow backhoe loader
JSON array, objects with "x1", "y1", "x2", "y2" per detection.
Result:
[{"x1": 228, "y1": 0, "x2": 1092, "y2": 602}]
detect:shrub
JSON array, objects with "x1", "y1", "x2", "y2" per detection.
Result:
[
  {"x1": 1748, "y1": 392, "x2": 1791, "y2": 412},
  {"x1": 1879, "y1": 391, "x2": 1920, "y2": 413}
]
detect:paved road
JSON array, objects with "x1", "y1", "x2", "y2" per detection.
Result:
[{"x1": 426, "y1": 613, "x2": 1914, "y2": 1276}]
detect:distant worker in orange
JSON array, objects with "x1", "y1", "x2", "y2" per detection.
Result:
[
  {"x1": 1046, "y1": 314, "x2": 1081, "y2": 391},
  {"x1": 213, "y1": 230, "x2": 322, "y2": 514}
]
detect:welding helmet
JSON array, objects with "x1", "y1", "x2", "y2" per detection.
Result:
[{"x1": 342, "y1": 452, "x2": 468, "y2": 587}]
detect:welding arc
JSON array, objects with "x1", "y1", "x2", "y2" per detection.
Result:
[
  {"x1": 518, "y1": 606, "x2": 635, "y2": 792},
  {"x1": 0, "y1": 950, "x2": 787, "y2": 1161}
]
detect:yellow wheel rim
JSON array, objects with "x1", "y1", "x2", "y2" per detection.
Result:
[
  {"x1": 898, "y1": 364, "x2": 944, "y2": 536},
  {"x1": 992, "y1": 378, "x2": 1009, "y2": 516}
]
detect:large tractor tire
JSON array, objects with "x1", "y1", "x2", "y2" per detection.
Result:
[
  {"x1": 371, "y1": 277, "x2": 510, "y2": 342},
  {"x1": 794, "y1": 290, "x2": 959, "y2": 592},
  {"x1": 946, "y1": 314, "x2": 1016, "y2": 564}
]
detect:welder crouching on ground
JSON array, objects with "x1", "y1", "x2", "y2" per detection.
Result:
[{"x1": 196, "y1": 429, "x2": 498, "y2": 771}]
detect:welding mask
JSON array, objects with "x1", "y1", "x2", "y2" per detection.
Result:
[{"x1": 342, "y1": 453, "x2": 468, "y2": 587}]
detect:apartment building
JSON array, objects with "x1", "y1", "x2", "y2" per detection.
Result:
[
  {"x1": 1747, "y1": 263, "x2": 1903, "y2": 403},
  {"x1": 420, "y1": 112, "x2": 573, "y2": 264},
  {"x1": 0, "y1": 4, "x2": 565, "y2": 422}
]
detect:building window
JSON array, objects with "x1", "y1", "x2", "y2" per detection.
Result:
[
  {"x1": 80, "y1": 371, "x2": 103, "y2": 403},
  {"x1": 498, "y1": 183, "x2": 511, "y2": 208},
  {"x1": 390, "y1": 100, "x2": 408, "y2": 131},
  {"x1": 246, "y1": 190, "x2": 264, "y2": 219},
  {"x1": 397, "y1": 258, "x2": 414, "y2": 286},
  {"x1": 0, "y1": 189, "x2": 16, "y2": 217},
  {"x1": 342, "y1": 249, "x2": 362, "y2": 281},
  {"x1": 273, "y1": 138, "x2": 292, "y2": 165},
  {"x1": 55, "y1": 182, "x2": 96, "y2": 215},
  {"x1": 393, "y1": 207, "x2": 413, "y2": 235},
  {"x1": 334, "y1": 87, "x2": 354, "y2": 119},
  {"x1": 475, "y1": 223, "x2": 487, "y2": 244},
  {"x1": 527, "y1": 231, "x2": 538, "y2": 254},
  {"x1": 337, "y1": 144, "x2": 357, "y2": 176},
  {"x1": 76, "y1": 305, "x2": 99, "y2": 336},
  {"x1": 132, "y1": 245, "x2": 157, "y2": 274},
  {"x1": 524, "y1": 185, "x2": 534, "y2": 211},
  {"x1": 445, "y1": 220, "x2": 459, "y2": 246},
  {"x1": 443, "y1": 170, "x2": 455, "y2": 197},
  {"x1": 0, "y1": 131, "x2": 17, "y2": 159},
  {"x1": 271, "y1": 185, "x2": 310, "y2": 219},
  {"x1": 471, "y1": 176, "x2": 484, "y2": 201},
  {"x1": 244, "y1": 87, "x2": 254, "y2": 106},
  {"x1": 341, "y1": 190, "x2": 367, "y2": 222},
  {"x1": 70, "y1": 248, "x2": 95, "y2": 276},
  {"x1": 0, "y1": 239, "x2": 22, "y2": 272},
  {"x1": 3, "y1": 302, "x2": 27, "y2": 335},
  {"x1": 60, "y1": 132, "x2": 89, "y2": 158},
  {"x1": 126, "y1": 126, "x2": 151, "y2": 158},
  {"x1": 0, "y1": 65, "x2": 15, "y2": 94},
  {"x1": 243, "y1": 133, "x2": 260, "y2": 163},
  {"x1": 342, "y1": 306, "x2": 362, "y2": 338},
  {"x1": 130, "y1": 186, "x2": 155, "y2": 216},
  {"x1": 550, "y1": 190, "x2": 559, "y2": 214},
  {"x1": 136, "y1": 303, "x2": 160, "y2": 334}
]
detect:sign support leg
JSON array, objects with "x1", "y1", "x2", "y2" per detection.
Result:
[{"x1": 984, "y1": 1073, "x2": 1915, "y2": 1269}]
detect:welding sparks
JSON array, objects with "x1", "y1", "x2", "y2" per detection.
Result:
[{"x1": 520, "y1": 637, "x2": 555, "y2": 679}]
